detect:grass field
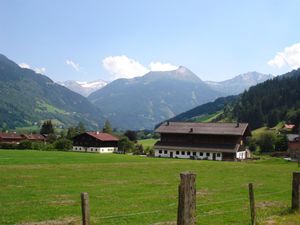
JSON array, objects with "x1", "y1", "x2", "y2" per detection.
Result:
[
  {"x1": 0, "y1": 150, "x2": 300, "y2": 225},
  {"x1": 138, "y1": 138, "x2": 158, "y2": 148}
]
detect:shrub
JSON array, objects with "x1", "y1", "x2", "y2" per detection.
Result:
[
  {"x1": 0, "y1": 143, "x2": 18, "y2": 149},
  {"x1": 257, "y1": 132, "x2": 275, "y2": 152},
  {"x1": 54, "y1": 138, "x2": 72, "y2": 151},
  {"x1": 32, "y1": 142, "x2": 45, "y2": 150},
  {"x1": 274, "y1": 134, "x2": 288, "y2": 151},
  {"x1": 18, "y1": 140, "x2": 32, "y2": 150}
]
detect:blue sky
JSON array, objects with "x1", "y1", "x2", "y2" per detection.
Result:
[{"x1": 1, "y1": 0, "x2": 300, "y2": 82}]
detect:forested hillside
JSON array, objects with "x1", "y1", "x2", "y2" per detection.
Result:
[
  {"x1": 0, "y1": 54, "x2": 104, "y2": 129},
  {"x1": 234, "y1": 68, "x2": 300, "y2": 129}
]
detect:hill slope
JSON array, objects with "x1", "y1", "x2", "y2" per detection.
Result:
[
  {"x1": 171, "y1": 68, "x2": 300, "y2": 130},
  {"x1": 88, "y1": 66, "x2": 222, "y2": 130},
  {"x1": 168, "y1": 95, "x2": 237, "y2": 123},
  {"x1": 233, "y1": 68, "x2": 300, "y2": 129},
  {"x1": 0, "y1": 54, "x2": 104, "y2": 129}
]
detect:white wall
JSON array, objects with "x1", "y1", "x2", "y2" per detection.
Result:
[
  {"x1": 154, "y1": 149, "x2": 222, "y2": 161},
  {"x1": 72, "y1": 146, "x2": 118, "y2": 153},
  {"x1": 236, "y1": 150, "x2": 251, "y2": 159},
  {"x1": 236, "y1": 151, "x2": 246, "y2": 159}
]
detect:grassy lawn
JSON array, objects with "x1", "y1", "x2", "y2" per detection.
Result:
[
  {"x1": 137, "y1": 138, "x2": 158, "y2": 148},
  {"x1": 0, "y1": 150, "x2": 300, "y2": 225}
]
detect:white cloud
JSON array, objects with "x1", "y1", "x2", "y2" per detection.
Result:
[
  {"x1": 149, "y1": 62, "x2": 178, "y2": 71},
  {"x1": 19, "y1": 63, "x2": 46, "y2": 74},
  {"x1": 19, "y1": 63, "x2": 31, "y2": 69},
  {"x1": 102, "y1": 55, "x2": 178, "y2": 79},
  {"x1": 66, "y1": 60, "x2": 80, "y2": 72},
  {"x1": 102, "y1": 55, "x2": 149, "y2": 79},
  {"x1": 34, "y1": 67, "x2": 46, "y2": 74},
  {"x1": 268, "y1": 43, "x2": 300, "y2": 69}
]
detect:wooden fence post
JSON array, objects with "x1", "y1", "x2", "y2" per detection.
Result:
[
  {"x1": 177, "y1": 172, "x2": 196, "y2": 225},
  {"x1": 292, "y1": 172, "x2": 300, "y2": 210},
  {"x1": 248, "y1": 183, "x2": 256, "y2": 225},
  {"x1": 81, "y1": 192, "x2": 90, "y2": 225}
]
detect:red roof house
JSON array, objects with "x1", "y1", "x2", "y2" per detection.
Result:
[{"x1": 72, "y1": 131, "x2": 119, "y2": 153}]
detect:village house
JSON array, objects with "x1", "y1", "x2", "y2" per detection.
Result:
[
  {"x1": 72, "y1": 131, "x2": 119, "y2": 153},
  {"x1": 154, "y1": 122, "x2": 251, "y2": 161},
  {"x1": 287, "y1": 134, "x2": 300, "y2": 160},
  {"x1": 0, "y1": 132, "x2": 23, "y2": 144},
  {"x1": 21, "y1": 134, "x2": 46, "y2": 143}
]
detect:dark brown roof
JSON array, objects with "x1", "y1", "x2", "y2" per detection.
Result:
[
  {"x1": 155, "y1": 122, "x2": 250, "y2": 136},
  {"x1": 22, "y1": 134, "x2": 45, "y2": 141},
  {"x1": 0, "y1": 132, "x2": 22, "y2": 140},
  {"x1": 86, "y1": 132, "x2": 119, "y2": 141}
]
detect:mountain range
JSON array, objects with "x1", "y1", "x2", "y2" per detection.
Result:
[
  {"x1": 58, "y1": 80, "x2": 107, "y2": 97},
  {"x1": 169, "y1": 68, "x2": 300, "y2": 131},
  {"x1": 0, "y1": 53, "x2": 275, "y2": 131},
  {"x1": 0, "y1": 54, "x2": 104, "y2": 129},
  {"x1": 88, "y1": 67, "x2": 272, "y2": 130},
  {"x1": 205, "y1": 72, "x2": 274, "y2": 95}
]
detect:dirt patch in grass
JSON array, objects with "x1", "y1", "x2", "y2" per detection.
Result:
[
  {"x1": 151, "y1": 221, "x2": 176, "y2": 225},
  {"x1": 257, "y1": 201, "x2": 285, "y2": 209},
  {"x1": 17, "y1": 217, "x2": 80, "y2": 225},
  {"x1": 196, "y1": 188, "x2": 211, "y2": 197}
]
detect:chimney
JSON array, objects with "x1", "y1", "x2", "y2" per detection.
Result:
[
  {"x1": 96, "y1": 131, "x2": 99, "y2": 135},
  {"x1": 190, "y1": 128, "x2": 193, "y2": 133},
  {"x1": 236, "y1": 122, "x2": 240, "y2": 128},
  {"x1": 166, "y1": 121, "x2": 170, "y2": 126}
]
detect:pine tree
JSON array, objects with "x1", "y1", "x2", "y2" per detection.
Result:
[
  {"x1": 102, "y1": 120, "x2": 113, "y2": 134},
  {"x1": 40, "y1": 120, "x2": 54, "y2": 135},
  {"x1": 76, "y1": 122, "x2": 86, "y2": 134}
]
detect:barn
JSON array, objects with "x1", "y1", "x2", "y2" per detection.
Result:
[
  {"x1": 0, "y1": 132, "x2": 23, "y2": 144},
  {"x1": 72, "y1": 131, "x2": 119, "y2": 153},
  {"x1": 154, "y1": 122, "x2": 251, "y2": 161}
]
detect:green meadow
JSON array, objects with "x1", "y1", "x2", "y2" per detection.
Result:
[{"x1": 0, "y1": 150, "x2": 300, "y2": 225}]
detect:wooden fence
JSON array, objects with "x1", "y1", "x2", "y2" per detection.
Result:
[{"x1": 80, "y1": 171, "x2": 300, "y2": 225}]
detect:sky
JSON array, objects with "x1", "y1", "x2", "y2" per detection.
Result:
[{"x1": 1, "y1": 0, "x2": 300, "y2": 82}]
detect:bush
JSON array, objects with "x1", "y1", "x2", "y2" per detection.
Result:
[
  {"x1": 118, "y1": 137, "x2": 135, "y2": 153},
  {"x1": 54, "y1": 138, "x2": 72, "y2": 151},
  {"x1": 0, "y1": 143, "x2": 18, "y2": 149},
  {"x1": 32, "y1": 142, "x2": 45, "y2": 150},
  {"x1": 257, "y1": 132, "x2": 275, "y2": 152},
  {"x1": 246, "y1": 137, "x2": 257, "y2": 152},
  {"x1": 274, "y1": 134, "x2": 288, "y2": 151},
  {"x1": 18, "y1": 140, "x2": 32, "y2": 150}
]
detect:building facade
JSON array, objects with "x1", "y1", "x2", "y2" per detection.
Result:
[
  {"x1": 0, "y1": 132, "x2": 23, "y2": 144},
  {"x1": 72, "y1": 132, "x2": 119, "y2": 153},
  {"x1": 154, "y1": 122, "x2": 251, "y2": 161}
]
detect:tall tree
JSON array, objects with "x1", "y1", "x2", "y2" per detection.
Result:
[
  {"x1": 102, "y1": 120, "x2": 113, "y2": 134},
  {"x1": 124, "y1": 130, "x2": 137, "y2": 142},
  {"x1": 76, "y1": 121, "x2": 86, "y2": 134},
  {"x1": 40, "y1": 120, "x2": 54, "y2": 135}
]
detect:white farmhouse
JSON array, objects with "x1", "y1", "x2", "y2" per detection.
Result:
[
  {"x1": 72, "y1": 131, "x2": 118, "y2": 153},
  {"x1": 154, "y1": 122, "x2": 251, "y2": 161}
]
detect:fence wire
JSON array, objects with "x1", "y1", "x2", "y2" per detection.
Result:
[{"x1": 94, "y1": 188, "x2": 290, "y2": 221}]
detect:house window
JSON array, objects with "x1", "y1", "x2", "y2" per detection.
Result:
[
  {"x1": 187, "y1": 151, "x2": 190, "y2": 155},
  {"x1": 176, "y1": 151, "x2": 179, "y2": 155},
  {"x1": 159, "y1": 150, "x2": 162, "y2": 154},
  {"x1": 200, "y1": 152, "x2": 203, "y2": 156},
  {"x1": 181, "y1": 151, "x2": 185, "y2": 155},
  {"x1": 207, "y1": 153, "x2": 210, "y2": 157},
  {"x1": 193, "y1": 152, "x2": 196, "y2": 156},
  {"x1": 164, "y1": 150, "x2": 167, "y2": 154},
  {"x1": 217, "y1": 153, "x2": 221, "y2": 157}
]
